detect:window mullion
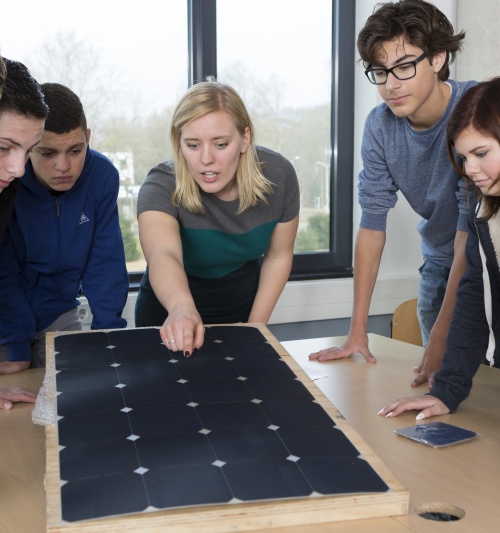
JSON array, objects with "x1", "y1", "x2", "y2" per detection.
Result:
[{"x1": 188, "y1": 0, "x2": 217, "y2": 85}]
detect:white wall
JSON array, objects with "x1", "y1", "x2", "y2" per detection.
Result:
[{"x1": 456, "y1": 0, "x2": 500, "y2": 83}]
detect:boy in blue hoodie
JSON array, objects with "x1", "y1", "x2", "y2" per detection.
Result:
[{"x1": 0, "y1": 83, "x2": 128, "y2": 374}]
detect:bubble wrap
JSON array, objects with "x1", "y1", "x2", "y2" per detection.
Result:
[{"x1": 32, "y1": 337, "x2": 58, "y2": 426}]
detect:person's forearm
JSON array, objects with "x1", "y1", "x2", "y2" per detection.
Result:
[
  {"x1": 147, "y1": 252, "x2": 196, "y2": 314},
  {"x1": 428, "y1": 230, "x2": 468, "y2": 343},
  {"x1": 248, "y1": 254, "x2": 293, "y2": 324},
  {"x1": 138, "y1": 211, "x2": 198, "y2": 318},
  {"x1": 350, "y1": 228, "x2": 386, "y2": 332},
  {"x1": 249, "y1": 217, "x2": 298, "y2": 325}
]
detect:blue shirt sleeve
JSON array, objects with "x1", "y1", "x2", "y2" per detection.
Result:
[
  {"x1": 80, "y1": 161, "x2": 128, "y2": 330},
  {"x1": 358, "y1": 108, "x2": 399, "y2": 231}
]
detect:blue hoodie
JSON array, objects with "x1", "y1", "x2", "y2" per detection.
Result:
[{"x1": 0, "y1": 147, "x2": 128, "y2": 362}]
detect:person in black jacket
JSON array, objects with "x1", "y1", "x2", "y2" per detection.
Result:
[
  {"x1": 0, "y1": 56, "x2": 47, "y2": 405},
  {"x1": 379, "y1": 77, "x2": 500, "y2": 420}
]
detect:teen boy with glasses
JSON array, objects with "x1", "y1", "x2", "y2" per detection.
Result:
[{"x1": 310, "y1": 0, "x2": 478, "y2": 386}]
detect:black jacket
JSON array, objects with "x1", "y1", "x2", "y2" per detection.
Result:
[
  {"x1": 429, "y1": 198, "x2": 500, "y2": 412},
  {"x1": 0, "y1": 179, "x2": 18, "y2": 239}
]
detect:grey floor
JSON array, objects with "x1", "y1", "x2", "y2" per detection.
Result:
[{"x1": 268, "y1": 315, "x2": 392, "y2": 343}]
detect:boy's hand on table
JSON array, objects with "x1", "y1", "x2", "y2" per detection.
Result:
[
  {"x1": 308, "y1": 331, "x2": 377, "y2": 363},
  {"x1": 411, "y1": 337, "x2": 446, "y2": 388}
]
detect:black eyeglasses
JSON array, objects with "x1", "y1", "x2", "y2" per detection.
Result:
[{"x1": 364, "y1": 53, "x2": 427, "y2": 85}]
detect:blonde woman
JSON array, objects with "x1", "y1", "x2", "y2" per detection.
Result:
[{"x1": 135, "y1": 82, "x2": 300, "y2": 356}]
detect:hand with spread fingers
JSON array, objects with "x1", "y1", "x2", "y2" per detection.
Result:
[{"x1": 309, "y1": 330, "x2": 377, "y2": 363}]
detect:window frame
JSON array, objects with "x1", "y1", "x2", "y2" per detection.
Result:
[{"x1": 130, "y1": 0, "x2": 355, "y2": 287}]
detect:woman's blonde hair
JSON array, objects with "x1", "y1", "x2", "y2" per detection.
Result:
[{"x1": 170, "y1": 82, "x2": 273, "y2": 214}]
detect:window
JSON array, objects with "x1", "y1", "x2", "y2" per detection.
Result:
[
  {"x1": 217, "y1": 0, "x2": 332, "y2": 249},
  {"x1": 189, "y1": 0, "x2": 355, "y2": 280},
  {"x1": 1, "y1": 0, "x2": 188, "y2": 279},
  {"x1": 1, "y1": 0, "x2": 354, "y2": 283}
]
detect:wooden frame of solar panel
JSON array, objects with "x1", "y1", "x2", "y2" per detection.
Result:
[{"x1": 45, "y1": 325, "x2": 409, "y2": 532}]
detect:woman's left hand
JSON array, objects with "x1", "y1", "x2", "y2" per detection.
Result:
[{"x1": 377, "y1": 395, "x2": 450, "y2": 420}]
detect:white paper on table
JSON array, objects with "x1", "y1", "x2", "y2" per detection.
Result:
[
  {"x1": 281, "y1": 339, "x2": 333, "y2": 381},
  {"x1": 296, "y1": 362, "x2": 329, "y2": 381}
]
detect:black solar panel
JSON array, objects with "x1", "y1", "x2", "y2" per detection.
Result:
[{"x1": 54, "y1": 326, "x2": 389, "y2": 523}]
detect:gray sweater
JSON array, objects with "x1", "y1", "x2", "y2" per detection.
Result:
[{"x1": 358, "y1": 79, "x2": 477, "y2": 267}]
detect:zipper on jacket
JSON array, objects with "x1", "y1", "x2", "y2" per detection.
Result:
[
  {"x1": 474, "y1": 207, "x2": 496, "y2": 366},
  {"x1": 55, "y1": 196, "x2": 62, "y2": 271}
]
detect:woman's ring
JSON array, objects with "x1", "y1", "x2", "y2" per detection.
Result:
[{"x1": 167, "y1": 339, "x2": 175, "y2": 344}]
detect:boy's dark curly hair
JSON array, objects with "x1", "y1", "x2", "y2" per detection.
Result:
[{"x1": 357, "y1": 0, "x2": 465, "y2": 81}]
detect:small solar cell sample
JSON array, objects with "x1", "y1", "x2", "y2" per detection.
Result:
[{"x1": 54, "y1": 326, "x2": 389, "y2": 523}]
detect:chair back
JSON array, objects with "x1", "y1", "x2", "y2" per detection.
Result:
[{"x1": 391, "y1": 298, "x2": 423, "y2": 346}]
